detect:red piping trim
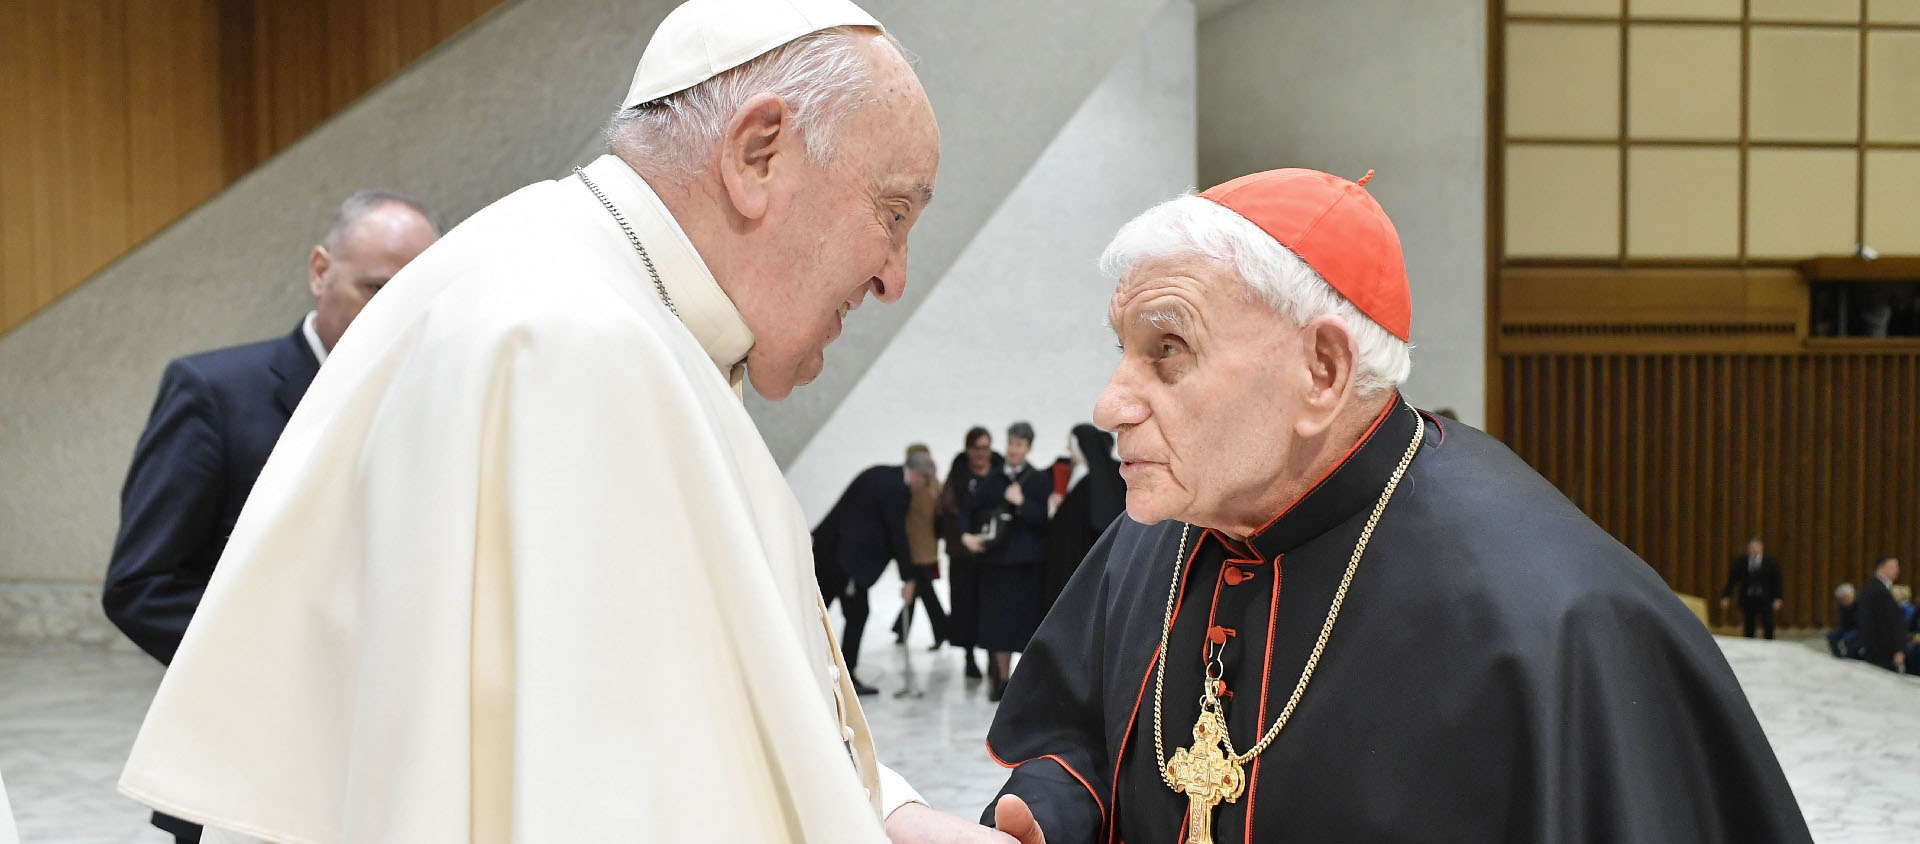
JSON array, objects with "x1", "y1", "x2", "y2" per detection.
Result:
[
  {"x1": 1107, "y1": 534, "x2": 1205, "y2": 844},
  {"x1": 984, "y1": 741, "x2": 1105, "y2": 818},
  {"x1": 1243, "y1": 556, "x2": 1284, "y2": 843},
  {"x1": 1244, "y1": 396, "x2": 1400, "y2": 552}
]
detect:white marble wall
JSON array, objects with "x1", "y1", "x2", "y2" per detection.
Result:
[
  {"x1": 0, "y1": 582, "x2": 132, "y2": 651},
  {"x1": 784, "y1": 1, "x2": 1198, "y2": 522},
  {"x1": 1, "y1": 764, "x2": 19, "y2": 844}
]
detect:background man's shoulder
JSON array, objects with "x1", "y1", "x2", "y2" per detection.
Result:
[{"x1": 164, "y1": 331, "x2": 299, "y2": 394}]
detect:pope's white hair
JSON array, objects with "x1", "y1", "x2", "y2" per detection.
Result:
[
  {"x1": 1099, "y1": 195, "x2": 1413, "y2": 397},
  {"x1": 605, "y1": 26, "x2": 898, "y2": 181}
]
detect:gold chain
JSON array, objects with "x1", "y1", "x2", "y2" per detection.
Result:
[{"x1": 1155, "y1": 410, "x2": 1424, "y2": 784}]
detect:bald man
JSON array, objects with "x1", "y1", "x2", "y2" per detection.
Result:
[{"x1": 104, "y1": 189, "x2": 437, "y2": 841}]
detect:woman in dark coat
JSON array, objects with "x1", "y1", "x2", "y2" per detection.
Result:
[
  {"x1": 965, "y1": 422, "x2": 1053, "y2": 701},
  {"x1": 1043, "y1": 423, "x2": 1123, "y2": 612},
  {"x1": 938, "y1": 426, "x2": 999, "y2": 680}
]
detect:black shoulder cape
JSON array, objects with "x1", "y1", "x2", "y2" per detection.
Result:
[{"x1": 984, "y1": 401, "x2": 1811, "y2": 844}]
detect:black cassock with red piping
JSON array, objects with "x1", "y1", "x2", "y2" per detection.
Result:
[{"x1": 983, "y1": 400, "x2": 1810, "y2": 844}]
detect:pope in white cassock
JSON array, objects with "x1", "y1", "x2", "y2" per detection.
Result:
[{"x1": 118, "y1": 1, "x2": 1042, "y2": 841}]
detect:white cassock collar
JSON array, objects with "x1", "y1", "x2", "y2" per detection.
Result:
[
  {"x1": 300, "y1": 311, "x2": 329, "y2": 364},
  {"x1": 577, "y1": 154, "x2": 755, "y2": 395}
]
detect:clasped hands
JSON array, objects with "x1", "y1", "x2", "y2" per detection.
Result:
[{"x1": 885, "y1": 796, "x2": 1045, "y2": 844}]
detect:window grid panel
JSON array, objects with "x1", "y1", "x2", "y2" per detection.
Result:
[{"x1": 1501, "y1": 0, "x2": 1890, "y2": 262}]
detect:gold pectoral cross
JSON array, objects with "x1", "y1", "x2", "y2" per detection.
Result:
[{"x1": 1164, "y1": 704, "x2": 1246, "y2": 844}]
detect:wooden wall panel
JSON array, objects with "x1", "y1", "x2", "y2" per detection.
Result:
[
  {"x1": 1502, "y1": 351, "x2": 1920, "y2": 628},
  {"x1": 238, "y1": 0, "x2": 506, "y2": 170},
  {"x1": 0, "y1": 1, "x2": 134, "y2": 334},
  {"x1": 127, "y1": 1, "x2": 228, "y2": 241},
  {"x1": 0, "y1": 0, "x2": 504, "y2": 337}
]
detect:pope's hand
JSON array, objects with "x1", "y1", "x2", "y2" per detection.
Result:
[
  {"x1": 994, "y1": 795, "x2": 1046, "y2": 844},
  {"x1": 1004, "y1": 484, "x2": 1025, "y2": 506},
  {"x1": 883, "y1": 802, "x2": 1021, "y2": 843},
  {"x1": 961, "y1": 534, "x2": 986, "y2": 554}
]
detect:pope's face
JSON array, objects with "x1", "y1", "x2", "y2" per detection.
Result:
[
  {"x1": 1094, "y1": 256, "x2": 1310, "y2": 533},
  {"x1": 741, "y1": 36, "x2": 940, "y2": 400}
]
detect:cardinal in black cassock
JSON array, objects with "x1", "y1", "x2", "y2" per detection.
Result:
[{"x1": 981, "y1": 170, "x2": 1812, "y2": 844}]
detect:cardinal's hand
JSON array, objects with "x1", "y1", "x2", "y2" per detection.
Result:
[
  {"x1": 994, "y1": 795, "x2": 1046, "y2": 844},
  {"x1": 884, "y1": 802, "x2": 1020, "y2": 843}
]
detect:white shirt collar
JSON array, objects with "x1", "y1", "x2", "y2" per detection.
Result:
[
  {"x1": 577, "y1": 155, "x2": 755, "y2": 394},
  {"x1": 301, "y1": 311, "x2": 329, "y2": 365}
]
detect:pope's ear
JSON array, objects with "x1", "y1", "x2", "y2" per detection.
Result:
[{"x1": 716, "y1": 93, "x2": 790, "y2": 221}]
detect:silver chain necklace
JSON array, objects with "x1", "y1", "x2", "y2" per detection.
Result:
[{"x1": 574, "y1": 166, "x2": 678, "y2": 318}]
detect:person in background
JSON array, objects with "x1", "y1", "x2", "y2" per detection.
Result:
[
  {"x1": 1042, "y1": 423, "x2": 1124, "y2": 612},
  {"x1": 102, "y1": 189, "x2": 438, "y2": 844},
  {"x1": 1827, "y1": 583, "x2": 1860, "y2": 659},
  {"x1": 893, "y1": 444, "x2": 949, "y2": 648},
  {"x1": 941, "y1": 426, "x2": 999, "y2": 680},
  {"x1": 961, "y1": 421, "x2": 1051, "y2": 702},
  {"x1": 815, "y1": 449, "x2": 936, "y2": 695},
  {"x1": 1721, "y1": 537, "x2": 1784, "y2": 639},
  {"x1": 1891, "y1": 583, "x2": 1918, "y2": 675},
  {"x1": 1857, "y1": 556, "x2": 1906, "y2": 673}
]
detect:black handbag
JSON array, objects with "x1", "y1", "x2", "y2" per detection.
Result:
[{"x1": 973, "y1": 500, "x2": 1015, "y2": 555}]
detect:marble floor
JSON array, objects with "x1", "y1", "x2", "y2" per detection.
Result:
[{"x1": 2, "y1": 573, "x2": 1915, "y2": 843}]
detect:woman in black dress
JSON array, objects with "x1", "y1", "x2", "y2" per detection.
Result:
[
  {"x1": 963, "y1": 422, "x2": 1052, "y2": 701},
  {"x1": 938, "y1": 427, "x2": 998, "y2": 680},
  {"x1": 1042, "y1": 423, "x2": 1123, "y2": 613}
]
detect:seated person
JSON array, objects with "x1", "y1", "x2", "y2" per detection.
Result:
[
  {"x1": 1827, "y1": 583, "x2": 1860, "y2": 659},
  {"x1": 1895, "y1": 584, "x2": 1919, "y2": 675}
]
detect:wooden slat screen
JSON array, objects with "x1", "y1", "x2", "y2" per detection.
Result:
[
  {"x1": 0, "y1": 0, "x2": 506, "y2": 337},
  {"x1": 1502, "y1": 350, "x2": 1920, "y2": 627}
]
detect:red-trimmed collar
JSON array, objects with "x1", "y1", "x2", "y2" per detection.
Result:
[{"x1": 1222, "y1": 396, "x2": 1423, "y2": 563}]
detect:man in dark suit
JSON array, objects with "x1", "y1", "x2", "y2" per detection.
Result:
[
  {"x1": 102, "y1": 190, "x2": 437, "y2": 843},
  {"x1": 1719, "y1": 537, "x2": 1784, "y2": 639},
  {"x1": 815, "y1": 449, "x2": 935, "y2": 696},
  {"x1": 1856, "y1": 556, "x2": 1906, "y2": 673}
]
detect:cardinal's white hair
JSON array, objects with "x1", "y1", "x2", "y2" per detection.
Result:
[
  {"x1": 605, "y1": 26, "x2": 899, "y2": 182},
  {"x1": 1099, "y1": 195, "x2": 1412, "y2": 397}
]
